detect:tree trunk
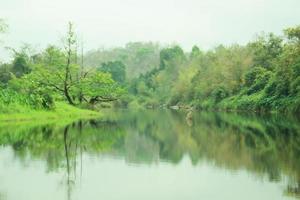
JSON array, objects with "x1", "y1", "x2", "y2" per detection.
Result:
[
  {"x1": 63, "y1": 22, "x2": 75, "y2": 106},
  {"x1": 64, "y1": 84, "x2": 75, "y2": 105}
]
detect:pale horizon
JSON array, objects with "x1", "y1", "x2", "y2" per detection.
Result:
[{"x1": 1, "y1": 0, "x2": 300, "y2": 61}]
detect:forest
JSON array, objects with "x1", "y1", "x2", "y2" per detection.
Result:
[{"x1": 1, "y1": 19, "x2": 300, "y2": 118}]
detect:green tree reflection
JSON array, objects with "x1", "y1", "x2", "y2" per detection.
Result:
[{"x1": 0, "y1": 110, "x2": 299, "y2": 198}]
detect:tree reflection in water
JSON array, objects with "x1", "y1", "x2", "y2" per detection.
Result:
[{"x1": 0, "y1": 110, "x2": 299, "y2": 199}]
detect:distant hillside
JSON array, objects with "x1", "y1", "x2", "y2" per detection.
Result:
[{"x1": 84, "y1": 42, "x2": 160, "y2": 79}]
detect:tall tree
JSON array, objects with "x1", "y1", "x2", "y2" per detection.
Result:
[
  {"x1": 190, "y1": 45, "x2": 201, "y2": 59},
  {"x1": 63, "y1": 22, "x2": 77, "y2": 105},
  {"x1": 11, "y1": 23, "x2": 124, "y2": 106}
]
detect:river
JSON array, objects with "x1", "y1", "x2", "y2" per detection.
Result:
[{"x1": 0, "y1": 109, "x2": 299, "y2": 200}]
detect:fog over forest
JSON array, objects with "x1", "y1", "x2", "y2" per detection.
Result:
[{"x1": 1, "y1": 0, "x2": 300, "y2": 61}]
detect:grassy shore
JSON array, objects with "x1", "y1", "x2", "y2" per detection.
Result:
[{"x1": 0, "y1": 102, "x2": 100, "y2": 123}]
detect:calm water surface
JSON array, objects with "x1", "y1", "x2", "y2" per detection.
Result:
[{"x1": 0, "y1": 109, "x2": 299, "y2": 200}]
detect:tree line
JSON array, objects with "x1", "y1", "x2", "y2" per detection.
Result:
[
  {"x1": 127, "y1": 26, "x2": 300, "y2": 113},
  {"x1": 1, "y1": 19, "x2": 299, "y2": 113}
]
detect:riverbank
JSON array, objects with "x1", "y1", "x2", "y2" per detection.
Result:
[
  {"x1": 0, "y1": 102, "x2": 100, "y2": 123},
  {"x1": 138, "y1": 94, "x2": 300, "y2": 114},
  {"x1": 191, "y1": 94, "x2": 300, "y2": 114}
]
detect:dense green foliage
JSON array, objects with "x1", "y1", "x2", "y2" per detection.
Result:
[
  {"x1": 1, "y1": 20, "x2": 300, "y2": 114},
  {"x1": 98, "y1": 61, "x2": 126, "y2": 84},
  {"x1": 127, "y1": 26, "x2": 300, "y2": 113},
  {"x1": 0, "y1": 22, "x2": 124, "y2": 115}
]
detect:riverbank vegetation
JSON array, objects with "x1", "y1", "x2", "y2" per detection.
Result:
[
  {"x1": 1, "y1": 19, "x2": 300, "y2": 114},
  {"x1": 0, "y1": 101, "x2": 99, "y2": 122},
  {"x1": 0, "y1": 21, "x2": 124, "y2": 120},
  {"x1": 125, "y1": 26, "x2": 300, "y2": 113},
  {"x1": 83, "y1": 25, "x2": 300, "y2": 113}
]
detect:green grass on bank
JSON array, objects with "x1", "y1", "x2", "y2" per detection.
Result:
[
  {"x1": 192, "y1": 93, "x2": 300, "y2": 114},
  {"x1": 0, "y1": 102, "x2": 100, "y2": 123}
]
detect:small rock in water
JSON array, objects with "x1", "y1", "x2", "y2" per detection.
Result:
[{"x1": 170, "y1": 105, "x2": 179, "y2": 110}]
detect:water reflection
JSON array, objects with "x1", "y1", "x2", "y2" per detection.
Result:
[{"x1": 0, "y1": 109, "x2": 299, "y2": 199}]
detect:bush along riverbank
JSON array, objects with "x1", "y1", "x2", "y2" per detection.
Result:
[
  {"x1": 0, "y1": 22, "x2": 123, "y2": 122},
  {"x1": 125, "y1": 26, "x2": 300, "y2": 114},
  {"x1": 1, "y1": 21, "x2": 300, "y2": 115}
]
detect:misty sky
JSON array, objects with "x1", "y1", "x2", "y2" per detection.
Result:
[{"x1": 1, "y1": 0, "x2": 300, "y2": 61}]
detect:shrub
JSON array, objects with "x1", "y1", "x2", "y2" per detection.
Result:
[
  {"x1": 290, "y1": 77, "x2": 300, "y2": 95},
  {"x1": 244, "y1": 67, "x2": 266, "y2": 87},
  {"x1": 211, "y1": 86, "x2": 228, "y2": 103},
  {"x1": 246, "y1": 70, "x2": 272, "y2": 95},
  {"x1": 0, "y1": 87, "x2": 54, "y2": 110}
]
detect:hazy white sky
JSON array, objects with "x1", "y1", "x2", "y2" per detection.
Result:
[{"x1": 0, "y1": 0, "x2": 300, "y2": 61}]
